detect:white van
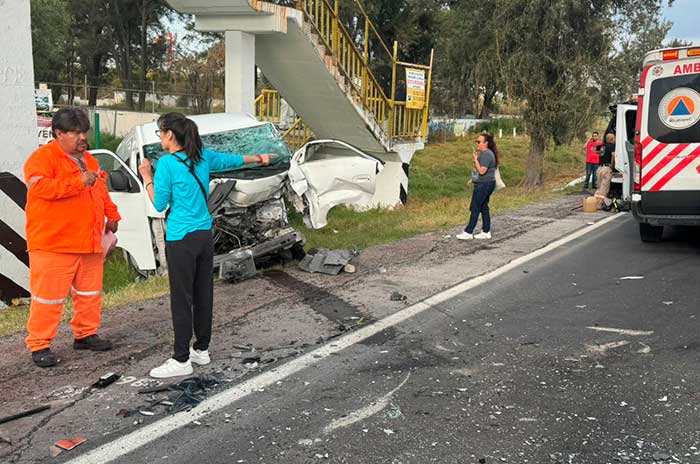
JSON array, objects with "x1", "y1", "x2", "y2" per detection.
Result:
[
  {"x1": 631, "y1": 45, "x2": 700, "y2": 242},
  {"x1": 603, "y1": 101, "x2": 638, "y2": 205},
  {"x1": 91, "y1": 113, "x2": 383, "y2": 278}
]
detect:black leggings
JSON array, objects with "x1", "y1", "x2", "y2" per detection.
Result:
[{"x1": 165, "y1": 230, "x2": 214, "y2": 362}]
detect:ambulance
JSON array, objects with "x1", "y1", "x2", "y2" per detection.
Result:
[{"x1": 631, "y1": 45, "x2": 700, "y2": 242}]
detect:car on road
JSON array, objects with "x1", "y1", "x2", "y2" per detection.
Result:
[{"x1": 91, "y1": 113, "x2": 384, "y2": 279}]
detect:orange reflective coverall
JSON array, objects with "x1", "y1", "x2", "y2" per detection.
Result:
[{"x1": 24, "y1": 140, "x2": 121, "y2": 352}]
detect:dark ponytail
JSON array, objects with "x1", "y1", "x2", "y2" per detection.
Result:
[
  {"x1": 484, "y1": 133, "x2": 499, "y2": 167},
  {"x1": 157, "y1": 112, "x2": 203, "y2": 163}
]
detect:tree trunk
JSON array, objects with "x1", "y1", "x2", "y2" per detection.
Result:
[
  {"x1": 138, "y1": 0, "x2": 148, "y2": 111},
  {"x1": 88, "y1": 53, "x2": 104, "y2": 107},
  {"x1": 112, "y1": 1, "x2": 134, "y2": 110},
  {"x1": 479, "y1": 88, "x2": 496, "y2": 119},
  {"x1": 523, "y1": 126, "x2": 546, "y2": 188}
]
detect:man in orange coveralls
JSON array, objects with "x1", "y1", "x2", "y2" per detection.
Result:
[{"x1": 24, "y1": 108, "x2": 121, "y2": 368}]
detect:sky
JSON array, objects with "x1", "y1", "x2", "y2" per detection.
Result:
[{"x1": 663, "y1": 0, "x2": 700, "y2": 45}]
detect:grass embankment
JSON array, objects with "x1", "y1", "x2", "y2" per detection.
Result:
[
  {"x1": 0, "y1": 136, "x2": 583, "y2": 337},
  {"x1": 291, "y1": 136, "x2": 582, "y2": 250}
]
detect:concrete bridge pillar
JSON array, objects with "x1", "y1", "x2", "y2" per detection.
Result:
[{"x1": 225, "y1": 31, "x2": 256, "y2": 115}]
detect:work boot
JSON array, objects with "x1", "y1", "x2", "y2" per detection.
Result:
[
  {"x1": 32, "y1": 348, "x2": 59, "y2": 368},
  {"x1": 73, "y1": 334, "x2": 112, "y2": 351}
]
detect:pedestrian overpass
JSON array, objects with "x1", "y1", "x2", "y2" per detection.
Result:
[{"x1": 168, "y1": 0, "x2": 433, "y2": 206}]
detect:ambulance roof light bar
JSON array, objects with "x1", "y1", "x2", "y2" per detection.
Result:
[
  {"x1": 644, "y1": 46, "x2": 700, "y2": 66},
  {"x1": 662, "y1": 50, "x2": 679, "y2": 60}
]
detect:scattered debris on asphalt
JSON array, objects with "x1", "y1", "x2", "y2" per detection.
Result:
[
  {"x1": 50, "y1": 437, "x2": 86, "y2": 457},
  {"x1": 0, "y1": 404, "x2": 50, "y2": 425},
  {"x1": 91, "y1": 372, "x2": 120, "y2": 389},
  {"x1": 587, "y1": 326, "x2": 654, "y2": 336},
  {"x1": 133, "y1": 375, "x2": 220, "y2": 415},
  {"x1": 652, "y1": 451, "x2": 672, "y2": 461},
  {"x1": 299, "y1": 248, "x2": 358, "y2": 275},
  {"x1": 637, "y1": 342, "x2": 651, "y2": 354},
  {"x1": 619, "y1": 276, "x2": 645, "y2": 280},
  {"x1": 390, "y1": 291, "x2": 407, "y2": 301}
]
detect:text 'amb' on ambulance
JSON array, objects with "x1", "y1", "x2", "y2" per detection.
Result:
[{"x1": 632, "y1": 45, "x2": 700, "y2": 242}]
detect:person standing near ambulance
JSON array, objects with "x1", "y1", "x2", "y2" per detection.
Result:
[
  {"x1": 583, "y1": 131, "x2": 602, "y2": 190},
  {"x1": 138, "y1": 112, "x2": 274, "y2": 378},
  {"x1": 24, "y1": 108, "x2": 121, "y2": 368}
]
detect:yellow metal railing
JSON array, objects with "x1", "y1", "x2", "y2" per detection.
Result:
[
  {"x1": 295, "y1": 0, "x2": 433, "y2": 142},
  {"x1": 254, "y1": 89, "x2": 282, "y2": 124},
  {"x1": 283, "y1": 117, "x2": 313, "y2": 152},
  {"x1": 255, "y1": 89, "x2": 314, "y2": 151}
]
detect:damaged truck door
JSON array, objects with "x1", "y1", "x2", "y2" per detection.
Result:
[
  {"x1": 288, "y1": 140, "x2": 384, "y2": 229},
  {"x1": 91, "y1": 149, "x2": 159, "y2": 272}
]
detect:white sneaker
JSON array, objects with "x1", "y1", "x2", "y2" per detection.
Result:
[
  {"x1": 456, "y1": 232, "x2": 474, "y2": 240},
  {"x1": 149, "y1": 358, "x2": 193, "y2": 378},
  {"x1": 474, "y1": 231, "x2": 492, "y2": 239},
  {"x1": 189, "y1": 347, "x2": 211, "y2": 366}
]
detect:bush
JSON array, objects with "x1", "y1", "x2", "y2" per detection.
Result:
[{"x1": 469, "y1": 117, "x2": 525, "y2": 136}]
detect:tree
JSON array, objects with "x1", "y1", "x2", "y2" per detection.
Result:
[
  {"x1": 70, "y1": 0, "x2": 112, "y2": 106},
  {"x1": 30, "y1": 0, "x2": 71, "y2": 99},
  {"x1": 136, "y1": 0, "x2": 172, "y2": 111},
  {"x1": 598, "y1": 5, "x2": 672, "y2": 106},
  {"x1": 173, "y1": 41, "x2": 225, "y2": 114},
  {"x1": 434, "y1": 0, "x2": 503, "y2": 118},
  {"x1": 493, "y1": 0, "x2": 673, "y2": 187}
]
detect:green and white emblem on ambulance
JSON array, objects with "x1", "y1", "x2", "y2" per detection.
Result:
[{"x1": 658, "y1": 87, "x2": 700, "y2": 130}]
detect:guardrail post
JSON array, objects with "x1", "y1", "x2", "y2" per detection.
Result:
[{"x1": 94, "y1": 112, "x2": 101, "y2": 149}]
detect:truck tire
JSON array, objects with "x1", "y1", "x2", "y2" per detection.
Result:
[{"x1": 639, "y1": 223, "x2": 663, "y2": 242}]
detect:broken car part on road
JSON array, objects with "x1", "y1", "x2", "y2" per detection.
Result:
[{"x1": 298, "y1": 248, "x2": 358, "y2": 275}]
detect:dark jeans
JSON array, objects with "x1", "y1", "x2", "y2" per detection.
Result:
[
  {"x1": 165, "y1": 229, "x2": 214, "y2": 362},
  {"x1": 585, "y1": 162, "x2": 598, "y2": 188},
  {"x1": 465, "y1": 181, "x2": 496, "y2": 234}
]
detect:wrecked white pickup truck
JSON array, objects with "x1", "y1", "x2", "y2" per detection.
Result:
[{"x1": 91, "y1": 113, "x2": 383, "y2": 279}]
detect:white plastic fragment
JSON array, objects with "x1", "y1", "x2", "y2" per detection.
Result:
[{"x1": 619, "y1": 276, "x2": 644, "y2": 280}]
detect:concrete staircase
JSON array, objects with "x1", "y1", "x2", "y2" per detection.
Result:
[{"x1": 168, "y1": 0, "x2": 433, "y2": 206}]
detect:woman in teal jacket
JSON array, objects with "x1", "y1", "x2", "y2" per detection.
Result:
[{"x1": 139, "y1": 112, "x2": 273, "y2": 378}]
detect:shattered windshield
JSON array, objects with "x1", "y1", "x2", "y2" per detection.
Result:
[{"x1": 144, "y1": 123, "x2": 292, "y2": 172}]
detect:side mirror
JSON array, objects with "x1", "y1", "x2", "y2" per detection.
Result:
[{"x1": 109, "y1": 170, "x2": 131, "y2": 192}]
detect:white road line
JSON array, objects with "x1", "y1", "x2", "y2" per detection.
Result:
[
  {"x1": 587, "y1": 326, "x2": 654, "y2": 336},
  {"x1": 66, "y1": 212, "x2": 627, "y2": 464},
  {"x1": 322, "y1": 373, "x2": 411, "y2": 435},
  {"x1": 586, "y1": 340, "x2": 630, "y2": 354}
]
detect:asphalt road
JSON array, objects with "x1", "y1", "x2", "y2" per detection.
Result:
[{"x1": 91, "y1": 215, "x2": 700, "y2": 463}]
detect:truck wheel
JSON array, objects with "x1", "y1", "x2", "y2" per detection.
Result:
[
  {"x1": 639, "y1": 223, "x2": 663, "y2": 242},
  {"x1": 290, "y1": 242, "x2": 306, "y2": 261}
]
